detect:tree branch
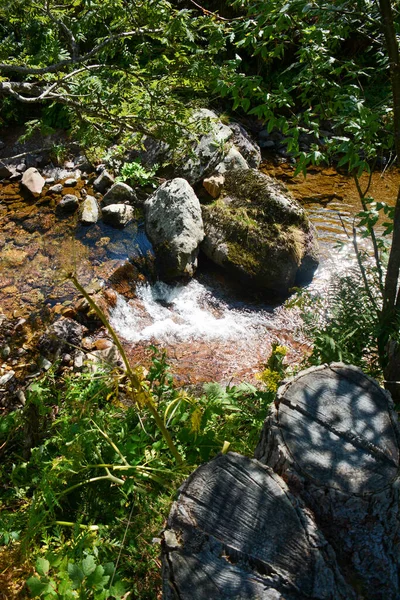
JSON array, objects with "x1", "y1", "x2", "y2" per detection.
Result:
[{"x1": 0, "y1": 28, "x2": 162, "y2": 75}]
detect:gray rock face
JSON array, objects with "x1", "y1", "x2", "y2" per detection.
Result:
[
  {"x1": 57, "y1": 194, "x2": 79, "y2": 213},
  {"x1": 177, "y1": 109, "x2": 233, "y2": 184},
  {"x1": 102, "y1": 203, "x2": 135, "y2": 227},
  {"x1": 93, "y1": 170, "x2": 114, "y2": 193},
  {"x1": 144, "y1": 178, "x2": 204, "y2": 279},
  {"x1": 81, "y1": 195, "x2": 99, "y2": 224},
  {"x1": 21, "y1": 167, "x2": 45, "y2": 195},
  {"x1": 102, "y1": 182, "x2": 136, "y2": 206},
  {"x1": 228, "y1": 122, "x2": 261, "y2": 168},
  {"x1": 39, "y1": 317, "x2": 86, "y2": 358},
  {"x1": 201, "y1": 169, "x2": 319, "y2": 295},
  {"x1": 214, "y1": 146, "x2": 249, "y2": 174}
]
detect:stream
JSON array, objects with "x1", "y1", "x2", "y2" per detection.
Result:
[{"x1": 1, "y1": 160, "x2": 399, "y2": 384}]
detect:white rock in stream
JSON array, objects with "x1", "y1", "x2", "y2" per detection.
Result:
[{"x1": 81, "y1": 195, "x2": 99, "y2": 224}]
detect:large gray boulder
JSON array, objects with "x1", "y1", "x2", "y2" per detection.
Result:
[
  {"x1": 177, "y1": 109, "x2": 233, "y2": 184},
  {"x1": 201, "y1": 169, "x2": 319, "y2": 295},
  {"x1": 102, "y1": 182, "x2": 136, "y2": 206},
  {"x1": 144, "y1": 178, "x2": 204, "y2": 279},
  {"x1": 21, "y1": 167, "x2": 45, "y2": 195},
  {"x1": 228, "y1": 122, "x2": 261, "y2": 168}
]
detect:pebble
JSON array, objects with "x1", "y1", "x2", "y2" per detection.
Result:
[
  {"x1": 0, "y1": 371, "x2": 15, "y2": 386},
  {"x1": 45, "y1": 177, "x2": 55, "y2": 185},
  {"x1": 49, "y1": 183, "x2": 63, "y2": 194},
  {"x1": 16, "y1": 390, "x2": 26, "y2": 405},
  {"x1": 64, "y1": 178, "x2": 78, "y2": 186},
  {"x1": 39, "y1": 356, "x2": 52, "y2": 371}
]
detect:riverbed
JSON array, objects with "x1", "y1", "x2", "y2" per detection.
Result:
[{"x1": 0, "y1": 159, "x2": 399, "y2": 384}]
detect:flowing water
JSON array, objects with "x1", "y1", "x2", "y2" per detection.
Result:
[{"x1": 1, "y1": 161, "x2": 399, "y2": 383}]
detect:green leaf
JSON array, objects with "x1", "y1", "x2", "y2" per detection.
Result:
[
  {"x1": 36, "y1": 558, "x2": 50, "y2": 577},
  {"x1": 109, "y1": 580, "x2": 127, "y2": 598},
  {"x1": 68, "y1": 563, "x2": 85, "y2": 587},
  {"x1": 27, "y1": 576, "x2": 49, "y2": 596},
  {"x1": 81, "y1": 555, "x2": 97, "y2": 577}
]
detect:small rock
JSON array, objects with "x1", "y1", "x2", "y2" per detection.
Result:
[
  {"x1": 10, "y1": 172, "x2": 22, "y2": 182},
  {"x1": 81, "y1": 188, "x2": 87, "y2": 198},
  {"x1": 64, "y1": 161, "x2": 75, "y2": 169},
  {"x1": 103, "y1": 288, "x2": 118, "y2": 307},
  {"x1": 21, "y1": 167, "x2": 45, "y2": 195},
  {"x1": 57, "y1": 194, "x2": 79, "y2": 213},
  {"x1": 16, "y1": 163, "x2": 27, "y2": 173},
  {"x1": 16, "y1": 390, "x2": 26, "y2": 405},
  {"x1": 203, "y1": 174, "x2": 225, "y2": 198},
  {"x1": 64, "y1": 178, "x2": 78, "y2": 186},
  {"x1": 45, "y1": 177, "x2": 55, "y2": 185},
  {"x1": 74, "y1": 351, "x2": 85, "y2": 371},
  {"x1": 0, "y1": 371, "x2": 15, "y2": 387},
  {"x1": 259, "y1": 140, "x2": 276, "y2": 149},
  {"x1": 103, "y1": 182, "x2": 136, "y2": 206},
  {"x1": 1, "y1": 345, "x2": 11, "y2": 359},
  {"x1": 14, "y1": 318, "x2": 26, "y2": 332},
  {"x1": 39, "y1": 356, "x2": 52, "y2": 371},
  {"x1": 48, "y1": 183, "x2": 63, "y2": 194},
  {"x1": 81, "y1": 195, "x2": 99, "y2": 225},
  {"x1": 62, "y1": 353, "x2": 72, "y2": 365},
  {"x1": 93, "y1": 170, "x2": 114, "y2": 193},
  {"x1": 102, "y1": 203, "x2": 135, "y2": 227},
  {"x1": 94, "y1": 338, "x2": 113, "y2": 350}
]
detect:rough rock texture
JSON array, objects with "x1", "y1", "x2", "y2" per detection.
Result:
[
  {"x1": 81, "y1": 195, "x2": 99, "y2": 224},
  {"x1": 201, "y1": 169, "x2": 319, "y2": 295},
  {"x1": 102, "y1": 182, "x2": 137, "y2": 206},
  {"x1": 162, "y1": 452, "x2": 355, "y2": 600},
  {"x1": 214, "y1": 146, "x2": 249, "y2": 175},
  {"x1": 228, "y1": 122, "x2": 261, "y2": 168},
  {"x1": 203, "y1": 173, "x2": 225, "y2": 199},
  {"x1": 144, "y1": 178, "x2": 204, "y2": 279},
  {"x1": 21, "y1": 167, "x2": 45, "y2": 195},
  {"x1": 101, "y1": 203, "x2": 135, "y2": 227},
  {"x1": 255, "y1": 363, "x2": 400, "y2": 600},
  {"x1": 57, "y1": 194, "x2": 79, "y2": 213},
  {"x1": 177, "y1": 109, "x2": 233, "y2": 184},
  {"x1": 38, "y1": 317, "x2": 86, "y2": 358},
  {"x1": 93, "y1": 170, "x2": 114, "y2": 193}
]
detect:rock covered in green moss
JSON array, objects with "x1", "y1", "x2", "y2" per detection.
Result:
[{"x1": 201, "y1": 169, "x2": 319, "y2": 295}]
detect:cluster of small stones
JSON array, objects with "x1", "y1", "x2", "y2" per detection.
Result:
[{"x1": 0, "y1": 288, "x2": 123, "y2": 412}]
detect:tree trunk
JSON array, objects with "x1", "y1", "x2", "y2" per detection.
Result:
[
  {"x1": 379, "y1": 0, "x2": 400, "y2": 399},
  {"x1": 162, "y1": 364, "x2": 400, "y2": 599},
  {"x1": 163, "y1": 452, "x2": 355, "y2": 599},
  {"x1": 256, "y1": 363, "x2": 400, "y2": 600}
]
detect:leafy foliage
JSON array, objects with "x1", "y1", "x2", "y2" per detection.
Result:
[
  {"x1": 0, "y1": 345, "x2": 272, "y2": 598},
  {"x1": 116, "y1": 160, "x2": 159, "y2": 189}
]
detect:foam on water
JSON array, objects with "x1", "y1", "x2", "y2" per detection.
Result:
[{"x1": 109, "y1": 279, "x2": 273, "y2": 343}]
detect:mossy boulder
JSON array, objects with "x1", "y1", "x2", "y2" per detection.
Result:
[{"x1": 201, "y1": 169, "x2": 319, "y2": 296}]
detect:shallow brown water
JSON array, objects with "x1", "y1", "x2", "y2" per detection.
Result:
[{"x1": 1, "y1": 162, "x2": 399, "y2": 384}]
